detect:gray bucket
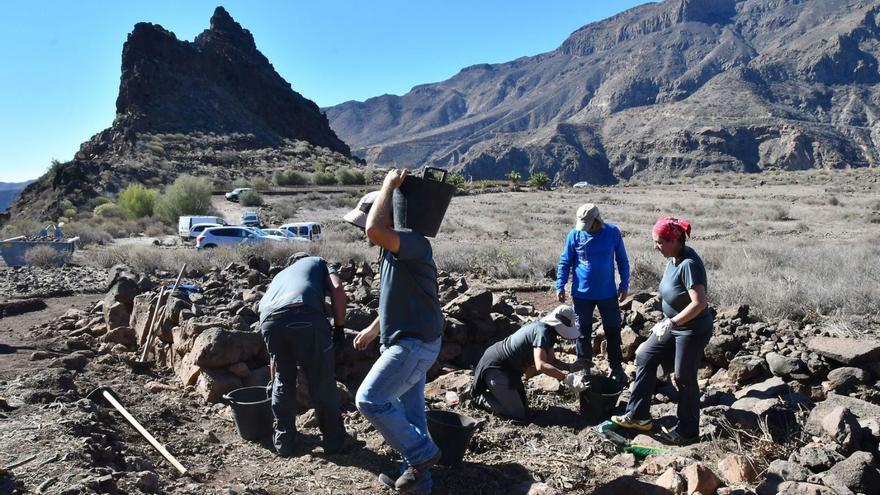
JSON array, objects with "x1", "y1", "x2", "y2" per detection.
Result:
[
  {"x1": 579, "y1": 375, "x2": 623, "y2": 425},
  {"x1": 223, "y1": 386, "x2": 274, "y2": 441},
  {"x1": 426, "y1": 409, "x2": 478, "y2": 466},
  {"x1": 392, "y1": 167, "x2": 456, "y2": 237}
]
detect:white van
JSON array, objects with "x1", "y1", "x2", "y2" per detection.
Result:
[
  {"x1": 178, "y1": 216, "x2": 227, "y2": 239},
  {"x1": 279, "y1": 222, "x2": 323, "y2": 241}
]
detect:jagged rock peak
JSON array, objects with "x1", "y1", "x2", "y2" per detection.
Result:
[
  {"x1": 113, "y1": 6, "x2": 350, "y2": 154},
  {"x1": 195, "y1": 6, "x2": 256, "y2": 50}
]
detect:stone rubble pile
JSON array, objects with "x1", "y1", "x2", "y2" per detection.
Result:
[
  {"x1": 35, "y1": 258, "x2": 880, "y2": 494},
  {"x1": 0, "y1": 265, "x2": 110, "y2": 299}
]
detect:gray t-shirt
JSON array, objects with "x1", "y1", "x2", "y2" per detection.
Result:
[
  {"x1": 658, "y1": 246, "x2": 711, "y2": 330},
  {"x1": 378, "y1": 230, "x2": 444, "y2": 345},
  {"x1": 258, "y1": 256, "x2": 337, "y2": 324},
  {"x1": 488, "y1": 321, "x2": 557, "y2": 374}
]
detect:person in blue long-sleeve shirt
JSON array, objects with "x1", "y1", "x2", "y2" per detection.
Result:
[{"x1": 556, "y1": 203, "x2": 630, "y2": 383}]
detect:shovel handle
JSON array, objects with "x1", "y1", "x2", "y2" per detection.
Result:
[{"x1": 100, "y1": 390, "x2": 187, "y2": 475}]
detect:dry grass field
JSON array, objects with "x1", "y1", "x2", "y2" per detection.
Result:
[{"x1": 85, "y1": 168, "x2": 880, "y2": 322}]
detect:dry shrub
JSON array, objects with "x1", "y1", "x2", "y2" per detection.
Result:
[
  {"x1": 24, "y1": 245, "x2": 71, "y2": 267},
  {"x1": 64, "y1": 222, "x2": 113, "y2": 247}
]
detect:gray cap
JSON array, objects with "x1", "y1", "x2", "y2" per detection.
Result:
[
  {"x1": 575, "y1": 203, "x2": 603, "y2": 231},
  {"x1": 343, "y1": 191, "x2": 380, "y2": 229}
]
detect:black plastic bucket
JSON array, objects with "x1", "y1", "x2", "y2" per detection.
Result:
[
  {"x1": 579, "y1": 375, "x2": 623, "y2": 425},
  {"x1": 392, "y1": 167, "x2": 456, "y2": 237},
  {"x1": 223, "y1": 386, "x2": 274, "y2": 441},
  {"x1": 426, "y1": 410, "x2": 478, "y2": 466}
]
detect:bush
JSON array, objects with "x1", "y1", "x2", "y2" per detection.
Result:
[
  {"x1": 528, "y1": 172, "x2": 550, "y2": 190},
  {"x1": 447, "y1": 173, "x2": 466, "y2": 188},
  {"x1": 336, "y1": 167, "x2": 365, "y2": 185},
  {"x1": 239, "y1": 190, "x2": 264, "y2": 206},
  {"x1": 154, "y1": 176, "x2": 214, "y2": 224},
  {"x1": 273, "y1": 170, "x2": 309, "y2": 186},
  {"x1": 118, "y1": 184, "x2": 158, "y2": 219},
  {"x1": 24, "y1": 245, "x2": 71, "y2": 267},
  {"x1": 93, "y1": 203, "x2": 126, "y2": 219},
  {"x1": 251, "y1": 177, "x2": 271, "y2": 192},
  {"x1": 314, "y1": 172, "x2": 338, "y2": 185}
]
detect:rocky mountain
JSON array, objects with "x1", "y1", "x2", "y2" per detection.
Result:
[
  {"x1": 326, "y1": 0, "x2": 880, "y2": 183},
  {"x1": 0, "y1": 181, "x2": 35, "y2": 213},
  {"x1": 7, "y1": 7, "x2": 355, "y2": 222}
]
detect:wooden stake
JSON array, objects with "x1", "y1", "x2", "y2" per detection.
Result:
[{"x1": 139, "y1": 264, "x2": 186, "y2": 362}]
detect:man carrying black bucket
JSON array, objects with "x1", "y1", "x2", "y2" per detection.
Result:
[
  {"x1": 259, "y1": 252, "x2": 355, "y2": 457},
  {"x1": 469, "y1": 305, "x2": 578, "y2": 422},
  {"x1": 353, "y1": 169, "x2": 445, "y2": 495}
]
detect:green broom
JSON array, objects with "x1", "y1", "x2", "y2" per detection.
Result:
[{"x1": 624, "y1": 445, "x2": 671, "y2": 456}]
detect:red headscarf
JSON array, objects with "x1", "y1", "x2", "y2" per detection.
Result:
[{"x1": 653, "y1": 216, "x2": 691, "y2": 241}]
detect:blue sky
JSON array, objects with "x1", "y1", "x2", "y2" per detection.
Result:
[{"x1": 0, "y1": 1, "x2": 648, "y2": 183}]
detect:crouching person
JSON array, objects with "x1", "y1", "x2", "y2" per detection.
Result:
[
  {"x1": 469, "y1": 305, "x2": 579, "y2": 422},
  {"x1": 258, "y1": 252, "x2": 354, "y2": 456}
]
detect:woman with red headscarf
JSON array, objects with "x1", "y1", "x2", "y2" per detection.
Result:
[{"x1": 610, "y1": 216, "x2": 713, "y2": 445}]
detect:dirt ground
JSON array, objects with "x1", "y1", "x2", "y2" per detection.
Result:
[
  {"x1": 0, "y1": 291, "x2": 651, "y2": 495},
  {"x1": 3, "y1": 169, "x2": 878, "y2": 494}
]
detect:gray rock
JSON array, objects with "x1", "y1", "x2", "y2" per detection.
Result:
[
  {"x1": 768, "y1": 460, "x2": 811, "y2": 482},
  {"x1": 806, "y1": 394, "x2": 880, "y2": 436},
  {"x1": 774, "y1": 482, "x2": 837, "y2": 495},
  {"x1": 135, "y1": 471, "x2": 160, "y2": 493},
  {"x1": 821, "y1": 406, "x2": 863, "y2": 453},
  {"x1": 821, "y1": 451, "x2": 880, "y2": 495},
  {"x1": 727, "y1": 355, "x2": 769, "y2": 384},
  {"x1": 790, "y1": 443, "x2": 844, "y2": 472},
  {"x1": 766, "y1": 352, "x2": 808, "y2": 379},
  {"x1": 807, "y1": 337, "x2": 880, "y2": 366},
  {"x1": 734, "y1": 376, "x2": 790, "y2": 400},
  {"x1": 704, "y1": 334, "x2": 740, "y2": 368},
  {"x1": 825, "y1": 366, "x2": 870, "y2": 393}
]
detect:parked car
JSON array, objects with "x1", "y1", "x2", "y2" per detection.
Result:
[
  {"x1": 225, "y1": 187, "x2": 252, "y2": 202},
  {"x1": 263, "y1": 228, "x2": 308, "y2": 241},
  {"x1": 573, "y1": 181, "x2": 591, "y2": 188},
  {"x1": 178, "y1": 216, "x2": 227, "y2": 239},
  {"x1": 279, "y1": 222, "x2": 323, "y2": 241},
  {"x1": 240, "y1": 211, "x2": 262, "y2": 228},
  {"x1": 195, "y1": 226, "x2": 286, "y2": 249},
  {"x1": 189, "y1": 223, "x2": 223, "y2": 239}
]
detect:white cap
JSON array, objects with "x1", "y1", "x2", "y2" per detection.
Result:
[{"x1": 541, "y1": 305, "x2": 579, "y2": 340}]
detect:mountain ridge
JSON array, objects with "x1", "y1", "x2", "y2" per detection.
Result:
[{"x1": 326, "y1": 0, "x2": 880, "y2": 182}]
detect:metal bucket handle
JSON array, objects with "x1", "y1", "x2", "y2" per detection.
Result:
[{"x1": 423, "y1": 167, "x2": 448, "y2": 183}]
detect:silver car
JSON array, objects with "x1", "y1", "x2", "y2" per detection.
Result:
[{"x1": 195, "y1": 226, "x2": 286, "y2": 249}]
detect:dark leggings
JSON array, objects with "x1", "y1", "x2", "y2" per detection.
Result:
[{"x1": 624, "y1": 324, "x2": 712, "y2": 437}]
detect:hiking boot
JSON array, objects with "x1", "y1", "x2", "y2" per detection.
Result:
[
  {"x1": 395, "y1": 450, "x2": 441, "y2": 491},
  {"x1": 324, "y1": 431, "x2": 362, "y2": 455},
  {"x1": 471, "y1": 394, "x2": 493, "y2": 414},
  {"x1": 273, "y1": 430, "x2": 296, "y2": 457},
  {"x1": 609, "y1": 367, "x2": 628, "y2": 385},
  {"x1": 610, "y1": 414, "x2": 653, "y2": 432},
  {"x1": 658, "y1": 426, "x2": 699, "y2": 446}
]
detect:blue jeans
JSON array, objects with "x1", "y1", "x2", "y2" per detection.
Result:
[
  {"x1": 573, "y1": 297, "x2": 623, "y2": 368},
  {"x1": 356, "y1": 337, "x2": 441, "y2": 486}
]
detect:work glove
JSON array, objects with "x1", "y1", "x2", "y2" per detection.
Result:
[
  {"x1": 650, "y1": 318, "x2": 674, "y2": 343},
  {"x1": 333, "y1": 325, "x2": 346, "y2": 353},
  {"x1": 563, "y1": 371, "x2": 589, "y2": 394},
  {"x1": 265, "y1": 379, "x2": 274, "y2": 399}
]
